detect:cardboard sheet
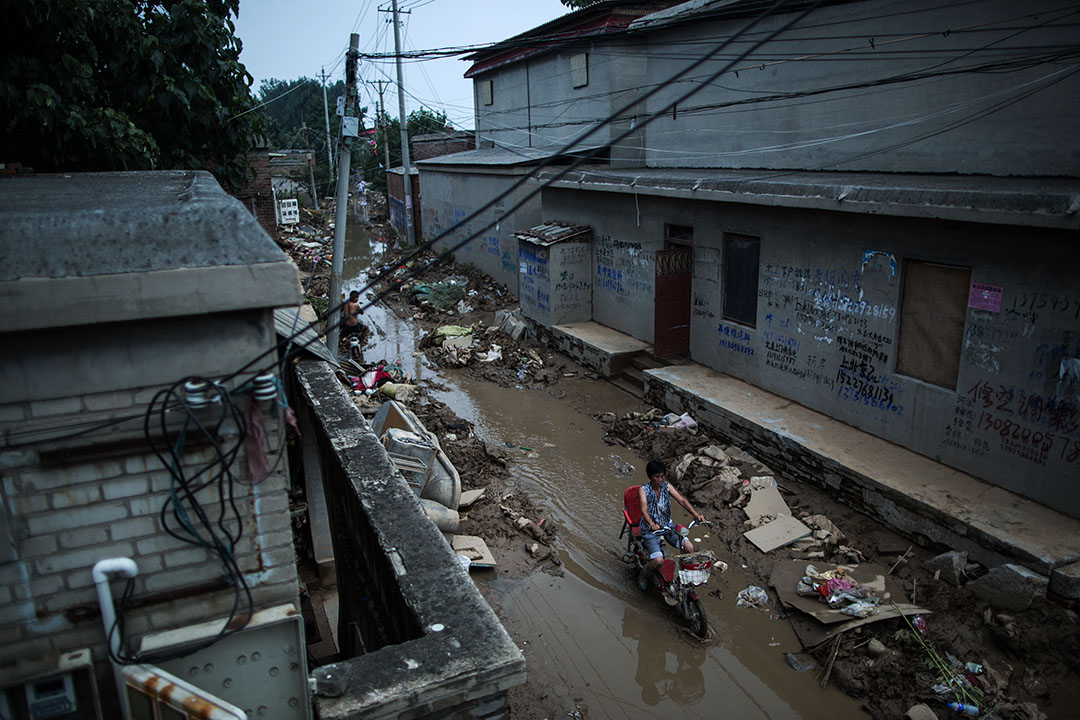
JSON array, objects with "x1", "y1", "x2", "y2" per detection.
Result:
[
  {"x1": 744, "y1": 486, "x2": 791, "y2": 524},
  {"x1": 743, "y1": 515, "x2": 811, "y2": 552},
  {"x1": 458, "y1": 488, "x2": 486, "y2": 509},
  {"x1": 452, "y1": 535, "x2": 496, "y2": 569}
]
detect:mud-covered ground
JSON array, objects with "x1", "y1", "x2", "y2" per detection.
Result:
[{"x1": 286, "y1": 228, "x2": 1079, "y2": 720}]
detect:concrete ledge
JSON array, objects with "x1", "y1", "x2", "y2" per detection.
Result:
[
  {"x1": 292, "y1": 360, "x2": 525, "y2": 720},
  {"x1": 643, "y1": 363, "x2": 1080, "y2": 577},
  {"x1": 538, "y1": 321, "x2": 651, "y2": 377}
]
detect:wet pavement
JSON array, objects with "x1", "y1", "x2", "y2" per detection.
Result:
[{"x1": 341, "y1": 226, "x2": 868, "y2": 720}]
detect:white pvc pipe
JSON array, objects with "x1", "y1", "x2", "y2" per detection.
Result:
[{"x1": 93, "y1": 558, "x2": 138, "y2": 718}]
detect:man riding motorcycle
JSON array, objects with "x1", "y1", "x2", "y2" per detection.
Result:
[{"x1": 637, "y1": 459, "x2": 705, "y2": 590}]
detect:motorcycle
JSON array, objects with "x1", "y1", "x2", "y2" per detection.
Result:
[{"x1": 620, "y1": 486, "x2": 723, "y2": 638}]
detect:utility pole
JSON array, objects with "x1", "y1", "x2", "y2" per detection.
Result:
[
  {"x1": 391, "y1": 0, "x2": 416, "y2": 248},
  {"x1": 301, "y1": 118, "x2": 319, "y2": 210},
  {"x1": 326, "y1": 33, "x2": 360, "y2": 353},
  {"x1": 368, "y1": 79, "x2": 393, "y2": 212},
  {"x1": 319, "y1": 66, "x2": 334, "y2": 176}
]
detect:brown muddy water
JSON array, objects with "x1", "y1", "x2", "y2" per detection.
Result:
[{"x1": 343, "y1": 228, "x2": 868, "y2": 720}]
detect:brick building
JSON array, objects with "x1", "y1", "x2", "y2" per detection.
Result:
[
  {"x1": 0, "y1": 171, "x2": 302, "y2": 710},
  {"x1": 227, "y1": 146, "x2": 277, "y2": 236}
]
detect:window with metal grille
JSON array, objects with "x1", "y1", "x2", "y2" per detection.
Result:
[
  {"x1": 723, "y1": 233, "x2": 760, "y2": 327},
  {"x1": 896, "y1": 260, "x2": 971, "y2": 389}
]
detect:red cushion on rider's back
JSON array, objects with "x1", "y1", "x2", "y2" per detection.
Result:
[{"x1": 623, "y1": 485, "x2": 642, "y2": 525}]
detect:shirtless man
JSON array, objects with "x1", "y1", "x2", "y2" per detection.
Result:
[{"x1": 342, "y1": 290, "x2": 364, "y2": 337}]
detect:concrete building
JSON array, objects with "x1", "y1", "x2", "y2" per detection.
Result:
[
  {"x1": 423, "y1": 0, "x2": 1080, "y2": 517},
  {"x1": 0, "y1": 171, "x2": 302, "y2": 711}
]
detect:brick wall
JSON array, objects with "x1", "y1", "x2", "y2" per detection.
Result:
[
  {"x1": 229, "y1": 151, "x2": 277, "y2": 237},
  {"x1": 412, "y1": 132, "x2": 475, "y2": 161},
  {"x1": 0, "y1": 385, "x2": 297, "y2": 694}
]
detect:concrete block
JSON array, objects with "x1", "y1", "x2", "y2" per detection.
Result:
[
  {"x1": 58, "y1": 526, "x2": 108, "y2": 549},
  {"x1": 17, "y1": 534, "x2": 57, "y2": 558},
  {"x1": 35, "y1": 542, "x2": 134, "y2": 575},
  {"x1": 0, "y1": 403, "x2": 27, "y2": 423},
  {"x1": 128, "y1": 494, "x2": 171, "y2": 517},
  {"x1": 123, "y1": 455, "x2": 148, "y2": 474},
  {"x1": 110, "y1": 516, "x2": 159, "y2": 541},
  {"x1": 925, "y1": 550, "x2": 968, "y2": 587},
  {"x1": 103, "y1": 475, "x2": 149, "y2": 500},
  {"x1": 44, "y1": 587, "x2": 96, "y2": 613},
  {"x1": 968, "y1": 563, "x2": 1049, "y2": 611},
  {"x1": 13, "y1": 494, "x2": 49, "y2": 514},
  {"x1": 142, "y1": 565, "x2": 222, "y2": 595},
  {"x1": 1049, "y1": 561, "x2": 1080, "y2": 599},
  {"x1": 19, "y1": 574, "x2": 64, "y2": 601},
  {"x1": 83, "y1": 390, "x2": 135, "y2": 411},
  {"x1": 26, "y1": 502, "x2": 128, "y2": 534},
  {"x1": 29, "y1": 397, "x2": 82, "y2": 417},
  {"x1": 50, "y1": 484, "x2": 102, "y2": 509},
  {"x1": 163, "y1": 548, "x2": 209, "y2": 568},
  {"x1": 136, "y1": 533, "x2": 186, "y2": 556}
]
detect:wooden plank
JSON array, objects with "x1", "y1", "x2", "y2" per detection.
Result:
[
  {"x1": 743, "y1": 515, "x2": 811, "y2": 553},
  {"x1": 452, "y1": 535, "x2": 497, "y2": 569}
]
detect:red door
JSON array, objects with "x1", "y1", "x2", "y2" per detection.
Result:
[{"x1": 654, "y1": 247, "x2": 692, "y2": 357}]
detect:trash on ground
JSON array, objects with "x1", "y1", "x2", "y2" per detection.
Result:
[
  {"x1": 452, "y1": 535, "x2": 496, "y2": 569},
  {"x1": 768, "y1": 559, "x2": 930, "y2": 647},
  {"x1": 736, "y1": 585, "x2": 769, "y2": 609},
  {"x1": 458, "y1": 488, "x2": 486, "y2": 509}
]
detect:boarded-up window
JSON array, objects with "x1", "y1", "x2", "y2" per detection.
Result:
[
  {"x1": 480, "y1": 80, "x2": 493, "y2": 106},
  {"x1": 571, "y1": 53, "x2": 589, "y2": 88},
  {"x1": 896, "y1": 260, "x2": 971, "y2": 389},
  {"x1": 723, "y1": 233, "x2": 760, "y2": 327}
]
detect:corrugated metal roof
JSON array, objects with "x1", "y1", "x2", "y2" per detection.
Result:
[
  {"x1": 274, "y1": 308, "x2": 339, "y2": 367},
  {"x1": 514, "y1": 220, "x2": 592, "y2": 246}
]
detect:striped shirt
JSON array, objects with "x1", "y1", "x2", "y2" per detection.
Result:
[{"x1": 640, "y1": 481, "x2": 672, "y2": 535}]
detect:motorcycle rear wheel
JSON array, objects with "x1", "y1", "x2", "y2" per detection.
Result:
[{"x1": 686, "y1": 597, "x2": 708, "y2": 638}]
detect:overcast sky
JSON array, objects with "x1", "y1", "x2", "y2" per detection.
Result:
[{"x1": 235, "y1": 0, "x2": 570, "y2": 129}]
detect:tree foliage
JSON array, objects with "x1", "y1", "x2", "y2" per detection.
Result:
[
  {"x1": 0, "y1": 0, "x2": 264, "y2": 190},
  {"x1": 560, "y1": 0, "x2": 602, "y2": 7},
  {"x1": 259, "y1": 74, "x2": 454, "y2": 197}
]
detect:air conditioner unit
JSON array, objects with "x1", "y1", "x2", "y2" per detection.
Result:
[
  {"x1": 137, "y1": 604, "x2": 310, "y2": 720},
  {"x1": 0, "y1": 649, "x2": 101, "y2": 720},
  {"x1": 121, "y1": 665, "x2": 245, "y2": 720}
]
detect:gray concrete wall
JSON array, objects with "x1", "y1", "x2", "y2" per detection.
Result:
[
  {"x1": 474, "y1": 47, "x2": 615, "y2": 151},
  {"x1": 639, "y1": 0, "x2": 1080, "y2": 176},
  {"x1": 0, "y1": 311, "x2": 297, "y2": 694},
  {"x1": 292, "y1": 360, "x2": 524, "y2": 720},
  {"x1": 518, "y1": 240, "x2": 593, "y2": 327},
  {"x1": 419, "y1": 167, "x2": 544, "y2": 296},
  {"x1": 543, "y1": 188, "x2": 659, "y2": 342},
  {"x1": 541, "y1": 186, "x2": 1080, "y2": 517}
]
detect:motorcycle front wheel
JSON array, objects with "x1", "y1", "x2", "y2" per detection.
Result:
[{"x1": 686, "y1": 597, "x2": 708, "y2": 638}]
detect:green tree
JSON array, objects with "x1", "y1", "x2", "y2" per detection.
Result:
[
  {"x1": 560, "y1": 0, "x2": 601, "y2": 6},
  {"x1": 0, "y1": 0, "x2": 264, "y2": 190}
]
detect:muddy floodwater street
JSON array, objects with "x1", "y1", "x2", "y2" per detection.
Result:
[{"x1": 339, "y1": 227, "x2": 867, "y2": 720}]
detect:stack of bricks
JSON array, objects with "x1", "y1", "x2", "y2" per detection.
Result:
[{"x1": 0, "y1": 383, "x2": 297, "y2": 690}]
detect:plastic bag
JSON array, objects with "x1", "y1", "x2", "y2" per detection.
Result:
[{"x1": 736, "y1": 586, "x2": 769, "y2": 609}]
